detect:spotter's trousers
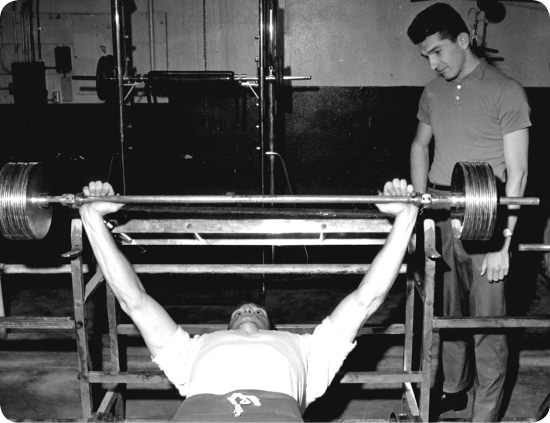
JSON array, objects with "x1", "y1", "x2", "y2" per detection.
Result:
[{"x1": 431, "y1": 189, "x2": 508, "y2": 422}]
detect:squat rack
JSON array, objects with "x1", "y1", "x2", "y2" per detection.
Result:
[{"x1": 103, "y1": 0, "x2": 308, "y2": 198}]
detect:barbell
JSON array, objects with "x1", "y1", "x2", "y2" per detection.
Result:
[
  {"x1": 72, "y1": 55, "x2": 312, "y2": 101},
  {"x1": 0, "y1": 161, "x2": 539, "y2": 242}
]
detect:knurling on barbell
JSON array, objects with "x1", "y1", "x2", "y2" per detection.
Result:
[{"x1": 0, "y1": 161, "x2": 538, "y2": 241}]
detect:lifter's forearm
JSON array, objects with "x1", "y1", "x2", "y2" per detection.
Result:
[
  {"x1": 80, "y1": 207, "x2": 179, "y2": 355},
  {"x1": 80, "y1": 207, "x2": 147, "y2": 312},
  {"x1": 353, "y1": 211, "x2": 417, "y2": 314},
  {"x1": 329, "y1": 210, "x2": 417, "y2": 342}
]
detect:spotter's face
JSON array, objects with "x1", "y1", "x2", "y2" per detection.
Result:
[
  {"x1": 419, "y1": 32, "x2": 467, "y2": 81},
  {"x1": 228, "y1": 303, "x2": 271, "y2": 331}
]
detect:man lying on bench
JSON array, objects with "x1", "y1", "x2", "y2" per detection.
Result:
[{"x1": 79, "y1": 178, "x2": 418, "y2": 422}]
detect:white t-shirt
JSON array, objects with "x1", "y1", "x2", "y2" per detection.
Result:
[{"x1": 152, "y1": 317, "x2": 356, "y2": 410}]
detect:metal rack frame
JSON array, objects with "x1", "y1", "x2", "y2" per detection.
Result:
[{"x1": 67, "y1": 213, "x2": 437, "y2": 422}]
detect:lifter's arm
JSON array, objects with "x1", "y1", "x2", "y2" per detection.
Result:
[
  {"x1": 329, "y1": 179, "x2": 418, "y2": 343},
  {"x1": 79, "y1": 181, "x2": 179, "y2": 356}
]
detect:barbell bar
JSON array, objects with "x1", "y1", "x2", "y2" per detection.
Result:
[
  {"x1": 73, "y1": 55, "x2": 312, "y2": 101},
  {"x1": 0, "y1": 161, "x2": 540, "y2": 241}
]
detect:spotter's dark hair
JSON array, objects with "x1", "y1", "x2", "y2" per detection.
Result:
[{"x1": 407, "y1": 3, "x2": 469, "y2": 45}]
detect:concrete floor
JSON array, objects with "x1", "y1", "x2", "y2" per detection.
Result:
[{"x1": 1, "y1": 260, "x2": 550, "y2": 422}]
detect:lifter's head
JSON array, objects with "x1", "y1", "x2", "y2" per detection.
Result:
[{"x1": 228, "y1": 302, "x2": 272, "y2": 331}]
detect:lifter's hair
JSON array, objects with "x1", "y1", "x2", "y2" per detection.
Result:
[{"x1": 407, "y1": 3, "x2": 469, "y2": 45}]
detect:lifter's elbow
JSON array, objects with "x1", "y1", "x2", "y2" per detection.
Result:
[
  {"x1": 117, "y1": 288, "x2": 150, "y2": 319},
  {"x1": 350, "y1": 291, "x2": 383, "y2": 322}
]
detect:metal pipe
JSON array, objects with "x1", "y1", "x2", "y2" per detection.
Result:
[
  {"x1": 91, "y1": 71, "x2": 309, "y2": 86},
  {"x1": 130, "y1": 263, "x2": 407, "y2": 274},
  {"x1": 111, "y1": 0, "x2": 127, "y2": 194},
  {"x1": 518, "y1": 244, "x2": 550, "y2": 252},
  {"x1": 258, "y1": 0, "x2": 266, "y2": 196},
  {"x1": 498, "y1": 197, "x2": 540, "y2": 206},
  {"x1": 266, "y1": 0, "x2": 277, "y2": 197},
  {"x1": 36, "y1": 0, "x2": 42, "y2": 62},
  {"x1": 148, "y1": 0, "x2": 156, "y2": 71},
  {"x1": 28, "y1": 0, "x2": 35, "y2": 62},
  {"x1": 41, "y1": 193, "x2": 540, "y2": 207}
]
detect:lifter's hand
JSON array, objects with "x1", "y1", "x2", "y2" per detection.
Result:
[
  {"x1": 375, "y1": 178, "x2": 418, "y2": 222},
  {"x1": 80, "y1": 181, "x2": 124, "y2": 217}
]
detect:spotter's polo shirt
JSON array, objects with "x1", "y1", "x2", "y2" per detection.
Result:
[{"x1": 417, "y1": 60, "x2": 531, "y2": 186}]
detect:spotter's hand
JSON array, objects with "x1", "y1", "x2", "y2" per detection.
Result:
[
  {"x1": 481, "y1": 250, "x2": 510, "y2": 283},
  {"x1": 375, "y1": 178, "x2": 418, "y2": 220},
  {"x1": 80, "y1": 181, "x2": 125, "y2": 217}
]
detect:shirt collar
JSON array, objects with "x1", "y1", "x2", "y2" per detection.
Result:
[{"x1": 469, "y1": 59, "x2": 489, "y2": 80}]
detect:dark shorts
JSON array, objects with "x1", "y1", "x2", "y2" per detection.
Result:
[{"x1": 171, "y1": 389, "x2": 303, "y2": 422}]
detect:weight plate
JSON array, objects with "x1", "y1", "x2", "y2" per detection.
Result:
[
  {"x1": 0, "y1": 162, "x2": 52, "y2": 240},
  {"x1": 451, "y1": 161, "x2": 497, "y2": 241},
  {"x1": 96, "y1": 55, "x2": 116, "y2": 101}
]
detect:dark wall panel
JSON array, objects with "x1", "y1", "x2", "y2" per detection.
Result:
[{"x1": 0, "y1": 86, "x2": 548, "y2": 261}]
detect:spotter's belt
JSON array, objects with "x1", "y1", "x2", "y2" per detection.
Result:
[{"x1": 428, "y1": 181, "x2": 451, "y2": 191}]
